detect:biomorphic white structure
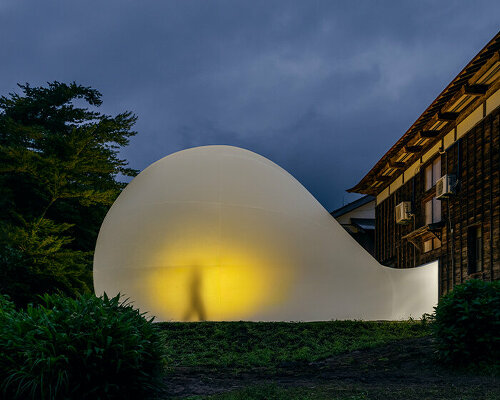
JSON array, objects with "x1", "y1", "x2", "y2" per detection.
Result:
[{"x1": 94, "y1": 146, "x2": 438, "y2": 321}]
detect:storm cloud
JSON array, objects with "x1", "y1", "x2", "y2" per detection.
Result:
[{"x1": 1, "y1": 1, "x2": 498, "y2": 210}]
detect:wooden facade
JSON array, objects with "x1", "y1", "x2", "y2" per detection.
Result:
[
  {"x1": 350, "y1": 32, "x2": 500, "y2": 295},
  {"x1": 375, "y1": 107, "x2": 499, "y2": 295}
]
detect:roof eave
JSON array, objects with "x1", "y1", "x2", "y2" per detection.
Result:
[{"x1": 349, "y1": 31, "x2": 500, "y2": 196}]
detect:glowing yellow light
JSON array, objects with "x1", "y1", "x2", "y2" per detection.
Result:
[
  {"x1": 94, "y1": 145, "x2": 439, "y2": 321},
  {"x1": 146, "y1": 241, "x2": 292, "y2": 321}
]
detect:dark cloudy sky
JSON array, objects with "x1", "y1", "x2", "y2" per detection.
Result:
[{"x1": 1, "y1": 1, "x2": 498, "y2": 211}]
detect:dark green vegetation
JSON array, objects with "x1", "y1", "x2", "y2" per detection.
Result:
[
  {"x1": 0, "y1": 82, "x2": 137, "y2": 305},
  {"x1": 0, "y1": 293, "x2": 164, "y2": 399},
  {"x1": 158, "y1": 282, "x2": 499, "y2": 399},
  {"x1": 158, "y1": 282, "x2": 500, "y2": 399},
  {"x1": 433, "y1": 279, "x2": 500, "y2": 366},
  {"x1": 158, "y1": 320, "x2": 430, "y2": 370},
  {"x1": 159, "y1": 321, "x2": 499, "y2": 400}
]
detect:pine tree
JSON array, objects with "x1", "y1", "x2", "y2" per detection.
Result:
[{"x1": 0, "y1": 82, "x2": 137, "y2": 305}]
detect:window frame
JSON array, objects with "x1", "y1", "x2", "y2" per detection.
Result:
[
  {"x1": 467, "y1": 225, "x2": 483, "y2": 274},
  {"x1": 424, "y1": 156, "x2": 442, "y2": 192},
  {"x1": 421, "y1": 155, "x2": 443, "y2": 253},
  {"x1": 424, "y1": 197, "x2": 442, "y2": 225}
]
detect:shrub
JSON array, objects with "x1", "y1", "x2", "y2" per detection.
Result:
[
  {"x1": 0, "y1": 294, "x2": 15, "y2": 315},
  {"x1": 433, "y1": 279, "x2": 500, "y2": 366},
  {"x1": 0, "y1": 293, "x2": 164, "y2": 399},
  {"x1": 0, "y1": 294, "x2": 18, "y2": 385}
]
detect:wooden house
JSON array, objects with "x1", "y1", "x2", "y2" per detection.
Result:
[
  {"x1": 331, "y1": 195, "x2": 375, "y2": 256},
  {"x1": 349, "y1": 32, "x2": 500, "y2": 295}
]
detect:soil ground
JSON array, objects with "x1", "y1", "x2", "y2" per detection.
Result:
[{"x1": 160, "y1": 337, "x2": 499, "y2": 399}]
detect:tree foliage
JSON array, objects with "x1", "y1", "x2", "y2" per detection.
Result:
[{"x1": 0, "y1": 82, "x2": 137, "y2": 305}]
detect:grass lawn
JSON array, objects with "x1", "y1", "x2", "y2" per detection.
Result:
[
  {"x1": 157, "y1": 321, "x2": 499, "y2": 399},
  {"x1": 157, "y1": 320, "x2": 430, "y2": 370}
]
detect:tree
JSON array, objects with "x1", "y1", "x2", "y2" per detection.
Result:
[{"x1": 0, "y1": 82, "x2": 137, "y2": 305}]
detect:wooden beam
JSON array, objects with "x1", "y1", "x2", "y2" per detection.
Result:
[
  {"x1": 418, "y1": 130, "x2": 440, "y2": 139},
  {"x1": 376, "y1": 175, "x2": 393, "y2": 183},
  {"x1": 437, "y1": 112, "x2": 459, "y2": 121},
  {"x1": 463, "y1": 84, "x2": 489, "y2": 95},
  {"x1": 440, "y1": 81, "x2": 485, "y2": 117},
  {"x1": 425, "y1": 113, "x2": 443, "y2": 131},
  {"x1": 404, "y1": 145, "x2": 423, "y2": 153},
  {"x1": 387, "y1": 160, "x2": 406, "y2": 170},
  {"x1": 469, "y1": 51, "x2": 499, "y2": 85}
]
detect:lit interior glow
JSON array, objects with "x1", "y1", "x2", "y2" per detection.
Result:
[
  {"x1": 146, "y1": 243, "x2": 291, "y2": 321},
  {"x1": 94, "y1": 145, "x2": 438, "y2": 321}
]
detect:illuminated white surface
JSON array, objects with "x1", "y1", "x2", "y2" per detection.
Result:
[{"x1": 94, "y1": 145, "x2": 438, "y2": 321}]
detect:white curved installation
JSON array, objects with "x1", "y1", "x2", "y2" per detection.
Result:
[{"x1": 94, "y1": 145, "x2": 438, "y2": 321}]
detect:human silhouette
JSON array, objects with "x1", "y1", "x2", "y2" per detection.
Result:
[{"x1": 182, "y1": 266, "x2": 206, "y2": 321}]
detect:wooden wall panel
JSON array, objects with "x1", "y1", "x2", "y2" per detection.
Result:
[{"x1": 374, "y1": 106, "x2": 500, "y2": 295}]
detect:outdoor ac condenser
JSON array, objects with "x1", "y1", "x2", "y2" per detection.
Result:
[
  {"x1": 395, "y1": 201, "x2": 412, "y2": 224},
  {"x1": 436, "y1": 174, "x2": 455, "y2": 199}
]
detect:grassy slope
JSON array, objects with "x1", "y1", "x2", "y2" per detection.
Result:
[
  {"x1": 159, "y1": 321, "x2": 499, "y2": 399},
  {"x1": 157, "y1": 320, "x2": 430, "y2": 370}
]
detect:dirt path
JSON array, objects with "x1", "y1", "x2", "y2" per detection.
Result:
[{"x1": 161, "y1": 337, "x2": 499, "y2": 398}]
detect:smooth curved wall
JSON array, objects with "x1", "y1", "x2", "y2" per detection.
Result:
[{"x1": 94, "y1": 146, "x2": 438, "y2": 321}]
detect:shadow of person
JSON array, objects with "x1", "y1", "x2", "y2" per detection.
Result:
[{"x1": 182, "y1": 265, "x2": 207, "y2": 321}]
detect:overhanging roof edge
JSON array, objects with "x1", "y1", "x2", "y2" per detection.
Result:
[{"x1": 349, "y1": 31, "x2": 500, "y2": 195}]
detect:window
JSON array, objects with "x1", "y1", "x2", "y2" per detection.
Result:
[
  {"x1": 467, "y1": 226, "x2": 482, "y2": 274},
  {"x1": 423, "y1": 237, "x2": 441, "y2": 253},
  {"x1": 424, "y1": 198, "x2": 441, "y2": 224},
  {"x1": 425, "y1": 157, "x2": 442, "y2": 191},
  {"x1": 423, "y1": 198, "x2": 441, "y2": 252}
]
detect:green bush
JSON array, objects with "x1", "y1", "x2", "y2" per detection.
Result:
[
  {"x1": 433, "y1": 279, "x2": 500, "y2": 366},
  {"x1": 0, "y1": 294, "x2": 17, "y2": 387},
  {"x1": 0, "y1": 293, "x2": 164, "y2": 399}
]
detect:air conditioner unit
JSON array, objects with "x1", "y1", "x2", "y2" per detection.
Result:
[
  {"x1": 436, "y1": 174, "x2": 455, "y2": 199},
  {"x1": 395, "y1": 201, "x2": 412, "y2": 225}
]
